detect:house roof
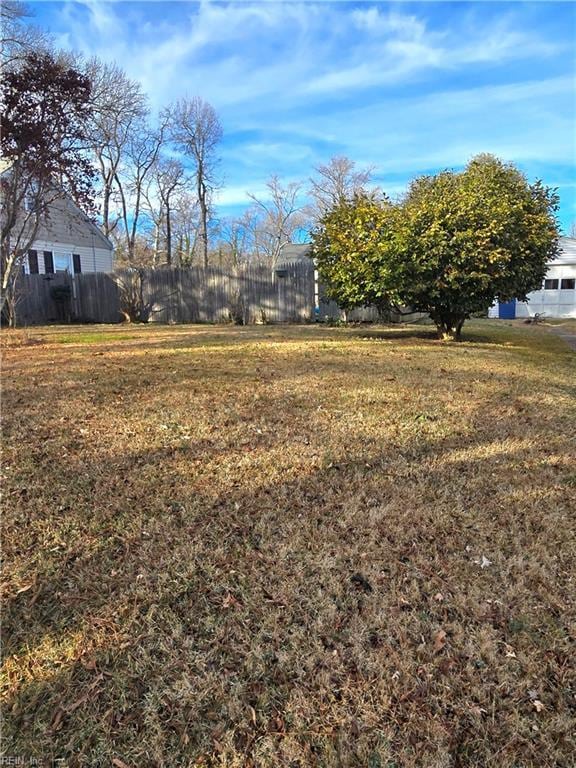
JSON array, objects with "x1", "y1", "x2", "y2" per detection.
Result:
[
  {"x1": 55, "y1": 194, "x2": 114, "y2": 252},
  {"x1": 556, "y1": 236, "x2": 576, "y2": 265},
  {"x1": 1, "y1": 165, "x2": 113, "y2": 252},
  {"x1": 278, "y1": 243, "x2": 312, "y2": 264}
]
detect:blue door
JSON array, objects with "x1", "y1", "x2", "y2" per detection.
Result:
[{"x1": 498, "y1": 300, "x2": 516, "y2": 319}]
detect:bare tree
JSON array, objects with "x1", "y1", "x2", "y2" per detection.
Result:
[
  {"x1": 141, "y1": 182, "x2": 164, "y2": 267},
  {"x1": 172, "y1": 191, "x2": 200, "y2": 266},
  {"x1": 84, "y1": 58, "x2": 147, "y2": 238},
  {"x1": 143, "y1": 157, "x2": 187, "y2": 266},
  {"x1": 112, "y1": 231, "x2": 156, "y2": 269},
  {"x1": 114, "y1": 115, "x2": 167, "y2": 264},
  {"x1": 156, "y1": 159, "x2": 186, "y2": 266},
  {"x1": 246, "y1": 175, "x2": 308, "y2": 266},
  {"x1": 216, "y1": 215, "x2": 254, "y2": 266},
  {"x1": 309, "y1": 155, "x2": 375, "y2": 219},
  {"x1": 167, "y1": 97, "x2": 222, "y2": 267},
  {"x1": 1, "y1": 1, "x2": 50, "y2": 70}
]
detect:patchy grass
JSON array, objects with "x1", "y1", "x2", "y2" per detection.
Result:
[
  {"x1": 47, "y1": 332, "x2": 143, "y2": 345},
  {"x1": 2, "y1": 320, "x2": 575, "y2": 767}
]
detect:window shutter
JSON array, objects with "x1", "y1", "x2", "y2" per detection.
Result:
[
  {"x1": 43, "y1": 251, "x2": 54, "y2": 274},
  {"x1": 28, "y1": 249, "x2": 39, "y2": 274},
  {"x1": 72, "y1": 253, "x2": 82, "y2": 273}
]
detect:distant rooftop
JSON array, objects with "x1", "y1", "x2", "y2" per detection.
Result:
[{"x1": 278, "y1": 243, "x2": 312, "y2": 263}]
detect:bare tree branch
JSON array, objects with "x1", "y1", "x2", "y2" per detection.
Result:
[
  {"x1": 167, "y1": 97, "x2": 222, "y2": 267},
  {"x1": 246, "y1": 175, "x2": 308, "y2": 266},
  {"x1": 308, "y1": 156, "x2": 376, "y2": 220}
]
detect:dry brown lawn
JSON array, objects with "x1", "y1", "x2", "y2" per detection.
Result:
[
  {"x1": 542, "y1": 319, "x2": 576, "y2": 333},
  {"x1": 2, "y1": 320, "x2": 575, "y2": 767}
]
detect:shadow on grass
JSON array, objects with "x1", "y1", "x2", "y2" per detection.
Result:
[
  {"x1": 358, "y1": 327, "x2": 437, "y2": 343},
  {"x1": 3, "y1": 322, "x2": 576, "y2": 765},
  {"x1": 3, "y1": 390, "x2": 575, "y2": 764}
]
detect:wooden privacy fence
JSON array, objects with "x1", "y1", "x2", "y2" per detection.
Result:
[
  {"x1": 14, "y1": 271, "x2": 120, "y2": 326},
  {"x1": 13, "y1": 262, "x2": 317, "y2": 326}
]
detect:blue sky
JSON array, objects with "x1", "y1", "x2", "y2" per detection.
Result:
[{"x1": 29, "y1": 1, "x2": 576, "y2": 231}]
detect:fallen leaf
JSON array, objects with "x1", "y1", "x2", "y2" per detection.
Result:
[
  {"x1": 270, "y1": 715, "x2": 285, "y2": 734},
  {"x1": 50, "y1": 708, "x2": 64, "y2": 731},
  {"x1": 433, "y1": 629, "x2": 447, "y2": 652},
  {"x1": 248, "y1": 705, "x2": 257, "y2": 725},
  {"x1": 222, "y1": 593, "x2": 239, "y2": 609},
  {"x1": 112, "y1": 759, "x2": 131, "y2": 768},
  {"x1": 433, "y1": 592, "x2": 444, "y2": 602},
  {"x1": 16, "y1": 584, "x2": 33, "y2": 595},
  {"x1": 532, "y1": 700, "x2": 545, "y2": 713}
]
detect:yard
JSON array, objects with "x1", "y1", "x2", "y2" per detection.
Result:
[{"x1": 2, "y1": 320, "x2": 575, "y2": 767}]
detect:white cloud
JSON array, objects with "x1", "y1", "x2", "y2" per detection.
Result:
[
  {"x1": 291, "y1": 75, "x2": 575, "y2": 172},
  {"x1": 44, "y1": 1, "x2": 575, "y2": 225},
  {"x1": 215, "y1": 184, "x2": 265, "y2": 207},
  {"x1": 52, "y1": 0, "x2": 564, "y2": 115}
]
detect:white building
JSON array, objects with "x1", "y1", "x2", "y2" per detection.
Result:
[
  {"x1": 489, "y1": 237, "x2": 576, "y2": 319},
  {"x1": 21, "y1": 192, "x2": 114, "y2": 276}
]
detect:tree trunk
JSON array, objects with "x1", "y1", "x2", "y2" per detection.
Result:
[
  {"x1": 435, "y1": 315, "x2": 465, "y2": 341},
  {"x1": 2, "y1": 270, "x2": 20, "y2": 328},
  {"x1": 197, "y1": 165, "x2": 209, "y2": 268},
  {"x1": 153, "y1": 223, "x2": 160, "y2": 267},
  {"x1": 199, "y1": 196, "x2": 208, "y2": 268},
  {"x1": 165, "y1": 201, "x2": 172, "y2": 267},
  {"x1": 102, "y1": 185, "x2": 110, "y2": 236}
]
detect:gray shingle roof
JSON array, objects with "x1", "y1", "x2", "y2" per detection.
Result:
[{"x1": 277, "y1": 243, "x2": 312, "y2": 264}]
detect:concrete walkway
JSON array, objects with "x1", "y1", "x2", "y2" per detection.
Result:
[{"x1": 547, "y1": 325, "x2": 576, "y2": 352}]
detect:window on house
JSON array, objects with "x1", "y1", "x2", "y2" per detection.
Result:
[
  {"x1": 560, "y1": 278, "x2": 575, "y2": 290},
  {"x1": 544, "y1": 279, "x2": 559, "y2": 290},
  {"x1": 24, "y1": 181, "x2": 39, "y2": 213},
  {"x1": 54, "y1": 253, "x2": 72, "y2": 273}
]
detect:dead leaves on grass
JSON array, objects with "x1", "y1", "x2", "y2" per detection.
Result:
[
  {"x1": 3, "y1": 322, "x2": 576, "y2": 766},
  {"x1": 433, "y1": 629, "x2": 448, "y2": 653},
  {"x1": 112, "y1": 758, "x2": 131, "y2": 768},
  {"x1": 528, "y1": 689, "x2": 546, "y2": 713}
]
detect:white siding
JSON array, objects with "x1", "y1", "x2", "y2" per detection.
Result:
[
  {"x1": 25, "y1": 239, "x2": 114, "y2": 274},
  {"x1": 491, "y1": 237, "x2": 576, "y2": 319},
  {"x1": 518, "y1": 260, "x2": 576, "y2": 318}
]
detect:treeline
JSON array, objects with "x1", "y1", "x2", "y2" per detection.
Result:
[{"x1": 1, "y1": 1, "x2": 380, "y2": 277}]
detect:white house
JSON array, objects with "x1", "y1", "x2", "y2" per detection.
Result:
[
  {"x1": 489, "y1": 237, "x2": 576, "y2": 319},
  {"x1": 22, "y1": 193, "x2": 114, "y2": 276}
]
